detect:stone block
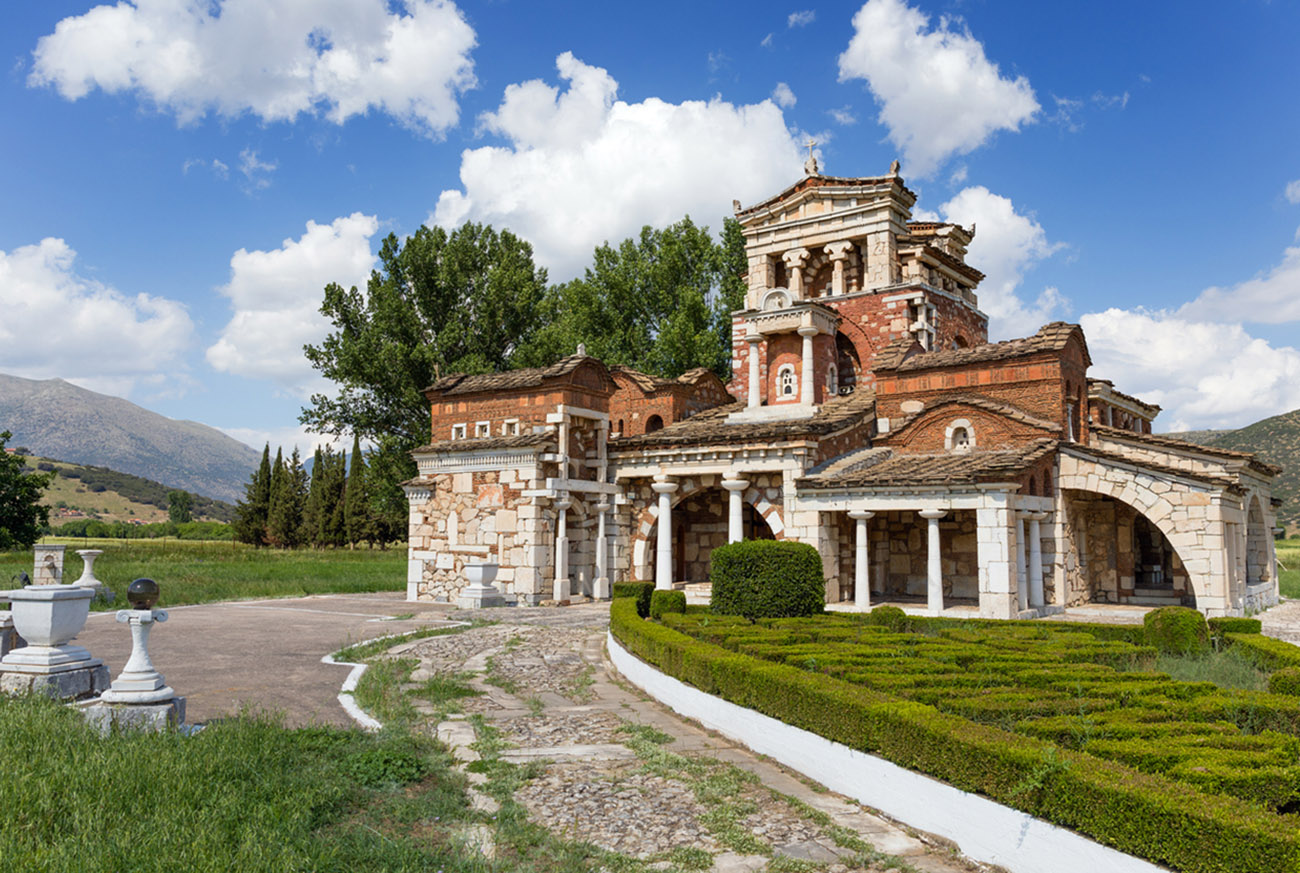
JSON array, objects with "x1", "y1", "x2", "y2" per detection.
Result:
[
  {"x1": 1, "y1": 663, "x2": 110, "y2": 701},
  {"x1": 81, "y1": 697, "x2": 186, "y2": 734},
  {"x1": 453, "y1": 472, "x2": 472, "y2": 492}
]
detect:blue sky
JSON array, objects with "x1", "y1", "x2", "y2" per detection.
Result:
[{"x1": 2, "y1": 0, "x2": 1299, "y2": 454}]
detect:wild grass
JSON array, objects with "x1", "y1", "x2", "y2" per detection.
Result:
[
  {"x1": 1139, "y1": 647, "x2": 1270, "y2": 692},
  {"x1": 0, "y1": 694, "x2": 475, "y2": 873},
  {"x1": 1278, "y1": 537, "x2": 1299, "y2": 599},
  {"x1": 0, "y1": 539, "x2": 404, "y2": 608}
]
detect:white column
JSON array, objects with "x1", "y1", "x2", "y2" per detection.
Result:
[
  {"x1": 722, "y1": 476, "x2": 748, "y2": 543},
  {"x1": 919, "y1": 510, "x2": 947, "y2": 615},
  {"x1": 746, "y1": 332, "x2": 763, "y2": 409},
  {"x1": 652, "y1": 475, "x2": 678, "y2": 590},
  {"x1": 1015, "y1": 514, "x2": 1029, "y2": 613},
  {"x1": 783, "y1": 248, "x2": 810, "y2": 297},
  {"x1": 1027, "y1": 511, "x2": 1047, "y2": 609},
  {"x1": 553, "y1": 497, "x2": 571, "y2": 601},
  {"x1": 849, "y1": 510, "x2": 874, "y2": 611},
  {"x1": 798, "y1": 325, "x2": 818, "y2": 406},
  {"x1": 825, "y1": 241, "x2": 853, "y2": 295},
  {"x1": 594, "y1": 500, "x2": 611, "y2": 599}
]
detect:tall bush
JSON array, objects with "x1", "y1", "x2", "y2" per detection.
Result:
[
  {"x1": 710, "y1": 540, "x2": 825, "y2": 620},
  {"x1": 1144, "y1": 606, "x2": 1210, "y2": 655}
]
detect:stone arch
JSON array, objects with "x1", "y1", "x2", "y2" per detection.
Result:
[
  {"x1": 631, "y1": 482, "x2": 786, "y2": 580},
  {"x1": 1058, "y1": 457, "x2": 1217, "y2": 610},
  {"x1": 1246, "y1": 495, "x2": 1272, "y2": 586},
  {"x1": 645, "y1": 414, "x2": 664, "y2": 433}
]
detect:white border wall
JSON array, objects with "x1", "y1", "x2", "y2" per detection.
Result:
[{"x1": 607, "y1": 633, "x2": 1167, "y2": 873}]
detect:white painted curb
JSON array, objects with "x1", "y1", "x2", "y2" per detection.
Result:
[
  {"x1": 321, "y1": 651, "x2": 384, "y2": 732},
  {"x1": 607, "y1": 632, "x2": 1168, "y2": 873}
]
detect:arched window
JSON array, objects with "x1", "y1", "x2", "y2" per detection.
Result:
[
  {"x1": 617, "y1": 419, "x2": 625, "y2": 436},
  {"x1": 1042, "y1": 470, "x2": 1052, "y2": 496},
  {"x1": 944, "y1": 418, "x2": 975, "y2": 453},
  {"x1": 645, "y1": 414, "x2": 664, "y2": 433},
  {"x1": 777, "y1": 364, "x2": 797, "y2": 398},
  {"x1": 950, "y1": 427, "x2": 970, "y2": 452},
  {"x1": 1027, "y1": 476, "x2": 1038, "y2": 497},
  {"x1": 952, "y1": 335, "x2": 970, "y2": 349},
  {"x1": 826, "y1": 364, "x2": 838, "y2": 397}
]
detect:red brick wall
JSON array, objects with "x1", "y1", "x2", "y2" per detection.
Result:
[
  {"x1": 428, "y1": 385, "x2": 610, "y2": 442},
  {"x1": 883, "y1": 404, "x2": 1055, "y2": 453},
  {"x1": 766, "y1": 333, "x2": 803, "y2": 404},
  {"x1": 875, "y1": 355, "x2": 1066, "y2": 428}
]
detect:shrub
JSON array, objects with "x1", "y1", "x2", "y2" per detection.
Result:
[
  {"x1": 1209, "y1": 616, "x2": 1262, "y2": 637},
  {"x1": 1144, "y1": 606, "x2": 1209, "y2": 655},
  {"x1": 1223, "y1": 633, "x2": 1300, "y2": 671},
  {"x1": 1270, "y1": 668, "x2": 1300, "y2": 696},
  {"x1": 711, "y1": 540, "x2": 825, "y2": 620},
  {"x1": 612, "y1": 581, "x2": 654, "y2": 618},
  {"x1": 864, "y1": 605, "x2": 908, "y2": 632},
  {"x1": 650, "y1": 590, "x2": 687, "y2": 620}
]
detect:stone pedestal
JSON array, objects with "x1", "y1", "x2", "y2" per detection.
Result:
[
  {"x1": 457, "y1": 562, "x2": 505, "y2": 609},
  {"x1": 85, "y1": 607, "x2": 185, "y2": 732},
  {"x1": 0, "y1": 584, "x2": 108, "y2": 701},
  {"x1": 74, "y1": 550, "x2": 112, "y2": 603},
  {"x1": 82, "y1": 697, "x2": 186, "y2": 733},
  {"x1": 34, "y1": 545, "x2": 66, "y2": 585}
]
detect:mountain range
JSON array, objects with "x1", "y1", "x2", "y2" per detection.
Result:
[{"x1": 0, "y1": 373, "x2": 259, "y2": 503}]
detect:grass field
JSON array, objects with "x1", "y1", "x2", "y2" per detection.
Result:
[
  {"x1": 1279, "y1": 537, "x2": 1300, "y2": 599},
  {"x1": 0, "y1": 539, "x2": 404, "y2": 608}
]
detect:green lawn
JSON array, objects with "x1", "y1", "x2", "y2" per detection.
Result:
[
  {"x1": 1, "y1": 539, "x2": 404, "y2": 608},
  {"x1": 1279, "y1": 537, "x2": 1299, "y2": 599}
]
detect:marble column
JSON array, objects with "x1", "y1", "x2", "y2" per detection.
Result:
[
  {"x1": 919, "y1": 509, "x2": 947, "y2": 615},
  {"x1": 783, "y1": 248, "x2": 809, "y2": 297},
  {"x1": 1026, "y1": 511, "x2": 1047, "y2": 609},
  {"x1": 825, "y1": 241, "x2": 853, "y2": 295},
  {"x1": 721, "y1": 476, "x2": 748, "y2": 543},
  {"x1": 798, "y1": 325, "x2": 819, "y2": 406},
  {"x1": 849, "y1": 510, "x2": 874, "y2": 610},
  {"x1": 651, "y1": 476, "x2": 678, "y2": 590},
  {"x1": 746, "y1": 332, "x2": 763, "y2": 409},
  {"x1": 1015, "y1": 514, "x2": 1029, "y2": 613},
  {"x1": 553, "y1": 496, "x2": 571, "y2": 601},
  {"x1": 594, "y1": 500, "x2": 611, "y2": 599}
]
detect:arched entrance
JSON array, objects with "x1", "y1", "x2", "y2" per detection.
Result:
[
  {"x1": 633, "y1": 484, "x2": 783, "y2": 583},
  {"x1": 1246, "y1": 496, "x2": 1272, "y2": 586}
]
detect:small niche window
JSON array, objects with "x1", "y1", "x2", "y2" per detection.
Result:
[
  {"x1": 474, "y1": 421, "x2": 491, "y2": 438},
  {"x1": 645, "y1": 414, "x2": 664, "y2": 433},
  {"x1": 451, "y1": 423, "x2": 467, "y2": 440},
  {"x1": 777, "y1": 364, "x2": 798, "y2": 398},
  {"x1": 944, "y1": 418, "x2": 975, "y2": 453},
  {"x1": 826, "y1": 364, "x2": 838, "y2": 396},
  {"x1": 501, "y1": 420, "x2": 520, "y2": 436}
]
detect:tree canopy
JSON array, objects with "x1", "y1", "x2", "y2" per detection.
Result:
[{"x1": 0, "y1": 431, "x2": 54, "y2": 550}]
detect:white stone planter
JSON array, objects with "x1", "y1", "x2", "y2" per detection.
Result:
[
  {"x1": 458, "y1": 562, "x2": 505, "y2": 609},
  {"x1": 75, "y1": 549, "x2": 105, "y2": 590},
  {"x1": 1, "y1": 585, "x2": 95, "y2": 671}
]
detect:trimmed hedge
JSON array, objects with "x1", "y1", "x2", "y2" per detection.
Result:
[
  {"x1": 864, "y1": 604, "x2": 908, "y2": 631},
  {"x1": 612, "y1": 581, "x2": 654, "y2": 618},
  {"x1": 611, "y1": 598, "x2": 1300, "y2": 873},
  {"x1": 1144, "y1": 606, "x2": 1210, "y2": 655},
  {"x1": 710, "y1": 540, "x2": 825, "y2": 620},
  {"x1": 1209, "y1": 616, "x2": 1263, "y2": 637},
  {"x1": 1224, "y1": 632, "x2": 1300, "y2": 671},
  {"x1": 1270, "y1": 668, "x2": 1300, "y2": 696},
  {"x1": 649, "y1": 590, "x2": 687, "y2": 620}
]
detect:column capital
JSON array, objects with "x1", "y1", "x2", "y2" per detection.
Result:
[
  {"x1": 824, "y1": 240, "x2": 854, "y2": 260},
  {"x1": 595, "y1": 500, "x2": 611, "y2": 512},
  {"x1": 1020, "y1": 510, "x2": 1049, "y2": 522},
  {"x1": 782, "y1": 247, "x2": 811, "y2": 267},
  {"x1": 797, "y1": 324, "x2": 820, "y2": 339},
  {"x1": 721, "y1": 477, "x2": 749, "y2": 492},
  {"x1": 651, "y1": 475, "x2": 678, "y2": 495},
  {"x1": 554, "y1": 497, "x2": 572, "y2": 511},
  {"x1": 745, "y1": 330, "x2": 763, "y2": 345},
  {"x1": 848, "y1": 510, "x2": 876, "y2": 520},
  {"x1": 918, "y1": 509, "x2": 947, "y2": 520}
]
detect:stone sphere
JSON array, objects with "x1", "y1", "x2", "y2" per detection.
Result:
[{"x1": 126, "y1": 578, "x2": 160, "y2": 610}]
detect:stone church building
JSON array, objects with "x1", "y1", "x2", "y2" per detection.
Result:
[{"x1": 404, "y1": 164, "x2": 1281, "y2": 618}]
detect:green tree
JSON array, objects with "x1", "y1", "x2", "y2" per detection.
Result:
[
  {"x1": 267, "y1": 448, "x2": 308, "y2": 548},
  {"x1": 525, "y1": 216, "x2": 748, "y2": 379},
  {"x1": 0, "y1": 431, "x2": 54, "y2": 549},
  {"x1": 232, "y1": 444, "x2": 272, "y2": 546},
  {"x1": 302, "y1": 446, "x2": 327, "y2": 546},
  {"x1": 167, "y1": 489, "x2": 193, "y2": 524},
  {"x1": 344, "y1": 434, "x2": 370, "y2": 549}
]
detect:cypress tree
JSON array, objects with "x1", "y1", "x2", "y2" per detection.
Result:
[
  {"x1": 268, "y1": 448, "x2": 308, "y2": 548},
  {"x1": 233, "y1": 444, "x2": 272, "y2": 546},
  {"x1": 344, "y1": 434, "x2": 369, "y2": 549},
  {"x1": 302, "y1": 446, "x2": 326, "y2": 547},
  {"x1": 325, "y1": 450, "x2": 348, "y2": 547},
  {"x1": 266, "y1": 448, "x2": 288, "y2": 547}
]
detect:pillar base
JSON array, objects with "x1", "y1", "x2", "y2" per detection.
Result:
[
  {"x1": 81, "y1": 696, "x2": 185, "y2": 734},
  {"x1": 457, "y1": 583, "x2": 506, "y2": 610},
  {"x1": 1, "y1": 662, "x2": 109, "y2": 701}
]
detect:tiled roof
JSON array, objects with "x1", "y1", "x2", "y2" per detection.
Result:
[
  {"x1": 610, "y1": 365, "x2": 675, "y2": 393},
  {"x1": 896, "y1": 235, "x2": 985, "y2": 283},
  {"x1": 736, "y1": 173, "x2": 913, "y2": 219},
  {"x1": 610, "y1": 391, "x2": 876, "y2": 451},
  {"x1": 883, "y1": 394, "x2": 1062, "y2": 440},
  {"x1": 425, "y1": 354, "x2": 606, "y2": 397},
  {"x1": 1087, "y1": 379, "x2": 1161, "y2": 413},
  {"x1": 1090, "y1": 426, "x2": 1281, "y2": 477},
  {"x1": 411, "y1": 432, "x2": 555, "y2": 455},
  {"x1": 875, "y1": 322, "x2": 1090, "y2": 373},
  {"x1": 1064, "y1": 443, "x2": 1243, "y2": 492},
  {"x1": 799, "y1": 439, "x2": 1057, "y2": 489}
]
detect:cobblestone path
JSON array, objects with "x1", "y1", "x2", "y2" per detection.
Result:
[{"x1": 387, "y1": 604, "x2": 989, "y2": 873}]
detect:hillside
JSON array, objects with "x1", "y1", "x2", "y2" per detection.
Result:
[
  {"x1": 1163, "y1": 408, "x2": 1300, "y2": 532},
  {"x1": 23, "y1": 455, "x2": 235, "y2": 526},
  {"x1": 0, "y1": 373, "x2": 259, "y2": 502}
]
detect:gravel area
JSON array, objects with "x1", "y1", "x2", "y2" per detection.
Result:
[{"x1": 500, "y1": 710, "x2": 627, "y2": 746}]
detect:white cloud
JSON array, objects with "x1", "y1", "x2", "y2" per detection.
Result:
[
  {"x1": 772, "y1": 82, "x2": 797, "y2": 108},
  {"x1": 0, "y1": 238, "x2": 194, "y2": 396},
  {"x1": 1081, "y1": 309, "x2": 1300, "y2": 430},
  {"x1": 238, "y1": 148, "x2": 277, "y2": 191},
  {"x1": 217, "y1": 423, "x2": 346, "y2": 456},
  {"x1": 788, "y1": 10, "x2": 816, "y2": 27},
  {"x1": 949, "y1": 165, "x2": 968, "y2": 185},
  {"x1": 1176, "y1": 235, "x2": 1300, "y2": 325},
  {"x1": 30, "y1": 0, "x2": 476, "y2": 138},
  {"x1": 837, "y1": 0, "x2": 1039, "y2": 178},
  {"x1": 1286, "y1": 179, "x2": 1300, "y2": 205},
  {"x1": 761, "y1": 33, "x2": 774, "y2": 48},
  {"x1": 923, "y1": 186, "x2": 1066, "y2": 338},
  {"x1": 206, "y1": 213, "x2": 379, "y2": 394},
  {"x1": 828, "y1": 105, "x2": 856, "y2": 125},
  {"x1": 183, "y1": 157, "x2": 229, "y2": 179},
  {"x1": 434, "y1": 52, "x2": 805, "y2": 280}
]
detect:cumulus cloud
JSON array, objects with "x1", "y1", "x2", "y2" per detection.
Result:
[
  {"x1": 772, "y1": 82, "x2": 797, "y2": 108},
  {"x1": 206, "y1": 213, "x2": 379, "y2": 394},
  {"x1": 837, "y1": 0, "x2": 1039, "y2": 178},
  {"x1": 238, "y1": 148, "x2": 277, "y2": 191},
  {"x1": 30, "y1": 0, "x2": 477, "y2": 138},
  {"x1": 0, "y1": 238, "x2": 194, "y2": 396},
  {"x1": 788, "y1": 10, "x2": 816, "y2": 27},
  {"x1": 434, "y1": 52, "x2": 805, "y2": 279},
  {"x1": 828, "y1": 105, "x2": 856, "y2": 125},
  {"x1": 1176, "y1": 235, "x2": 1300, "y2": 325},
  {"x1": 1081, "y1": 309, "x2": 1300, "y2": 431},
  {"x1": 1286, "y1": 179, "x2": 1300, "y2": 205},
  {"x1": 921, "y1": 186, "x2": 1066, "y2": 338}
]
